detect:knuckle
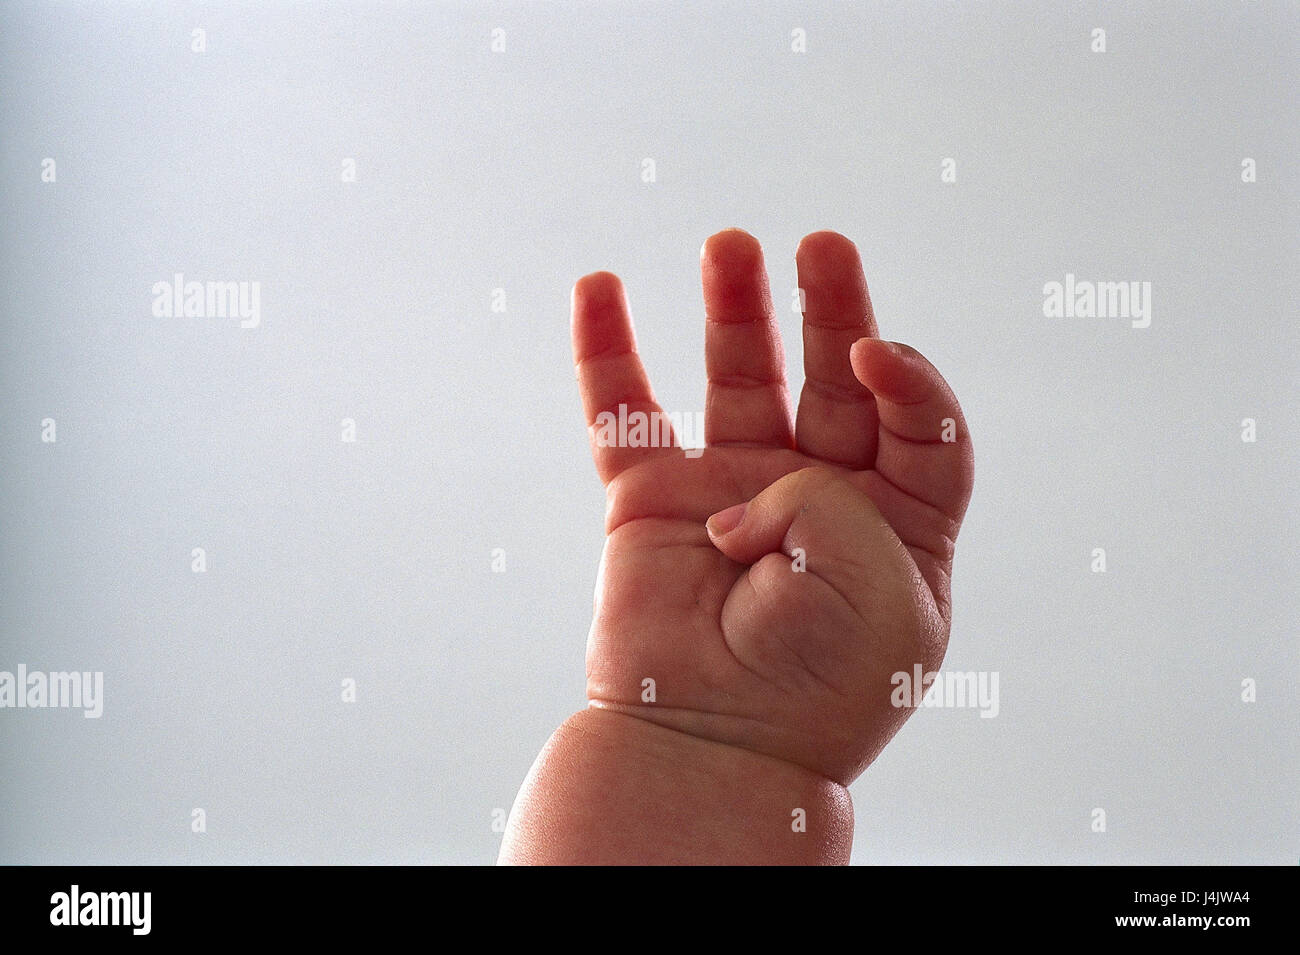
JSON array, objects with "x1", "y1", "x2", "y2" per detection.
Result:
[{"x1": 791, "y1": 465, "x2": 841, "y2": 489}]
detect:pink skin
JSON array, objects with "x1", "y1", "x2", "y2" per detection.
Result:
[{"x1": 499, "y1": 229, "x2": 974, "y2": 864}]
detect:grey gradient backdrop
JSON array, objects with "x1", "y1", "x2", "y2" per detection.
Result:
[{"x1": 1, "y1": 1, "x2": 1296, "y2": 864}]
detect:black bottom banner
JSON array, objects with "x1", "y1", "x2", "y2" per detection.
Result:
[{"x1": 0, "y1": 864, "x2": 1292, "y2": 942}]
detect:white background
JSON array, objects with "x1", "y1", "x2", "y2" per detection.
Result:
[{"x1": 1, "y1": 1, "x2": 1296, "y2": 863}]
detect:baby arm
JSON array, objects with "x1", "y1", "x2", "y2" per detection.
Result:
[{"x1": 500, "y1": 229, "x2": 973, "y2": 865}]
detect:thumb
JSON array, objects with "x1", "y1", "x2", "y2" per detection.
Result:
[{"x1": 704, "y1": 466, "x2": 919, "y2": 619}]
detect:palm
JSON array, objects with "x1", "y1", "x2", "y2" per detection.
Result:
[{"x1": 571, "y1": 230, "x2": 973, "y2": 781}]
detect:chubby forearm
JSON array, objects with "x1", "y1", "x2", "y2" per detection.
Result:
[{"x1": 498, "y1": 707, "x2": 853, "y2": 865}]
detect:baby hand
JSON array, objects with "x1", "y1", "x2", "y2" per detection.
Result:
[{"x1": 576, "y1": 228, "x2": 974, "y2": 785}]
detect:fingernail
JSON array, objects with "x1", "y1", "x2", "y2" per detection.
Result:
[{"x1": 706, "y1": 502, "x2": 747, "y2": 538}]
